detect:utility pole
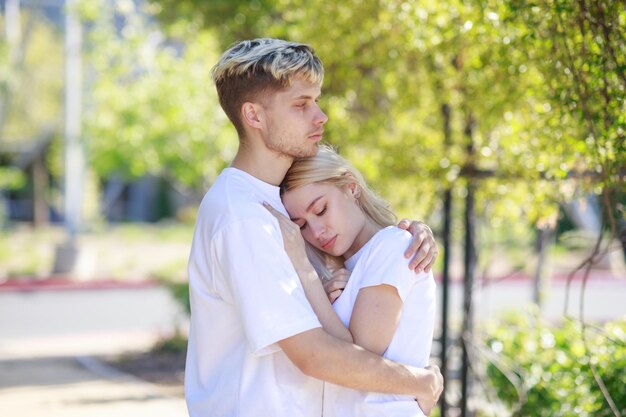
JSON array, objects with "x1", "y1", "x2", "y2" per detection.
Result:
[
  {"x1": 1, "y1": 0, "x2": 20, "y2": 132},
  {"x1": 5, "y1": 0, "x2": 20, "y2": 62},
  {"x1": 54, "y1": 0, "x2": 84, "y2": 273}
]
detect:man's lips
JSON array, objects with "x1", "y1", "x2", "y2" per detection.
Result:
[
  {"x1": 320, "y1": 235, "x2": 337, "y2": 250},
  {"x1": 308, "y1": 130, "x2": 324, "y2": 140}
]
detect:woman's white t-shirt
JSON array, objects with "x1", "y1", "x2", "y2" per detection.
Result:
[{"x1": 323, "y1": 226, "x2": 437, "y2": 417}]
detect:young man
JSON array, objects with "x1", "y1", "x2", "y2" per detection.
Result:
[{"x1": 185, "y1": 38, "x2": 442, "y2": 417}]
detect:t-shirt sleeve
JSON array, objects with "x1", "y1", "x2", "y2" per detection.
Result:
[
  {"x1": 357, "y1": 228, "x2": 428, "y2": 301},
  {"x1": 213, "y1": 218, "x2": 321, "y2": 356}
]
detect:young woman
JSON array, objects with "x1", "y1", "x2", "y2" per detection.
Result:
[{"x1": 264, "y1": 145, "x2": 437, "y2": 417}]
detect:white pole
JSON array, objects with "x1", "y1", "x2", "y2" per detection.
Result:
[
  {"x1": 63, "y1": 0, "x2": 84, "y2": 237},
  {"x1": 5, "y1": 0, "x2": 21, "y2": 58}
]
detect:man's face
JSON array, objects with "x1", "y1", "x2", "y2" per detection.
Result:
[{"x1": 259, "y1": 78, "x2": 328, "y2": 159}]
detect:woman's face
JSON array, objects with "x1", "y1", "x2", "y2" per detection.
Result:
[{"x1": 282, "y1": 181, "x2": 372, "y2": 259}]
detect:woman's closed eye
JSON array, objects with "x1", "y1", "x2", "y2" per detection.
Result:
[{"x1": 315, "y1": 205, "x2": 327, "y2": 216}]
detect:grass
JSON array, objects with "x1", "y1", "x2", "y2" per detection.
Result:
[{"x1": 0, "y1": 222, "x2": 193, "y2": 281}]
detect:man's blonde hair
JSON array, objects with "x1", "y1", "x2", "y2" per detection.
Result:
[
  {"x1": 212, "y1": 38, "x2": 324, "y2": 136},
  {"x1": 281, "y1": 145, "x2": 397, "y2": 278}
]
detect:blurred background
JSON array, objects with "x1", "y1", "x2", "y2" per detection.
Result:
[{"x1": 0, "y1": 0, "x2": 624, "y2": 416}]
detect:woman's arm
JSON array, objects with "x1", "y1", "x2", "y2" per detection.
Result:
[
  {"x1": 349, "y1": 284, "x2": 403, "y2": 355},
  {"x1": 264, "y1": 203, "x2": 352, "y2": 343}
]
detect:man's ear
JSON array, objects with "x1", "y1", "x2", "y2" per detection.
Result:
[{"x1": 241, "y1": 102, "x2": 263, "y2": 129}]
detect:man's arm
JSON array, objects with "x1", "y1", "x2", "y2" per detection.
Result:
[{"x1": 277, "y1": 328, "x2": 443, "y2": 413}]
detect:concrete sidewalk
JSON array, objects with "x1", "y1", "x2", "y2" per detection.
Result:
[
  {"x1": 0, "y1": 280, "x2": 189, "y2": 416},
  {"x1": 0, "y1": 353, "x2": 187, "y2": 416}
]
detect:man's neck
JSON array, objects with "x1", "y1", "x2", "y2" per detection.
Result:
[{"x1": 231, "y1": 144, "x2": 293, "y2": 186}]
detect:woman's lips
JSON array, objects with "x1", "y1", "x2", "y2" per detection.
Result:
[{"x1": 320, "y1": 235, "x2": 337, "y2": 250}]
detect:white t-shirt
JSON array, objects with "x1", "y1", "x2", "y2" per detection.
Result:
[
  {"x1": 185, "y1": 167, "x2": 323, "y2": 417},
  {"x1": 323, "y1": 226, "x2": 436, "y2": 417}
]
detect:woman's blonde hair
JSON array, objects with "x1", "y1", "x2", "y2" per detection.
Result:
[{"x1": 281, "y1": 145, "x2": 396, "y2": 278}]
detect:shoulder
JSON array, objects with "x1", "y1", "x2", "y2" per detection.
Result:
[
  {"x1": 351, "y1": 227, "x2": 417, "y2": 299},
  {"x1": 194, "y1": 175, "x2": 280, "y2": 242},
  {"x1": 367, "y1": 226, "x2": 412, "y2": 256},
  {"x1": 354, "y1": 226, "x2": 412, "y2": 273}
]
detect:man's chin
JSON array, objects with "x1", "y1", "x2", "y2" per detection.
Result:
[
  {"x1": 289, "y1": 143, "x2": 318, "y2": 159},
  {"x1": 303, "y1": 141, "x2": 320, "y2": 157}
]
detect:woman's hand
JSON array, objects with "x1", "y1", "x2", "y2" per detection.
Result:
[
  {"x1": 263, "y1": 202, "x2": 310, "y2": 270},
  {"x1": 324, "y1": 268, "x2": 350, "y2": 303},
  {"x1": 397, "y1": 219, "x2": 439, "y2": 273}
]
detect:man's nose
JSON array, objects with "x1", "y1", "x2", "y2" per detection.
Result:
[{"x1": 314, "y1": 103, "x2": 328, "y2": 125}]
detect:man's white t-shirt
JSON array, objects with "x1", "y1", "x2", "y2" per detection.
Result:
[
  {"x1": 185, "y1": 167, "x2": 323, "y2": 417},
  {"x1": 323, "y1": 226, "x2": 437, "y2": 417}
]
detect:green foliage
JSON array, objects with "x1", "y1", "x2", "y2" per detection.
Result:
[
  {"x1": 0, "y1": 10, "x2": 64, "y2": 139},
  {"x1": 167, "y1": 281, "x2": 190, "y2": 315},
  {"x1": 0, "y1": 167, "x2": 25, "y2": 189},
  {"x1": 0, "y1": 11, "x2": 64, "y2": 225},
  {"x1": 484, "y1": 314, "x2": 626, "y2": 417},
  {"x1": 152, "y1": 330, "x2": 188, "y2": 354},
  {"x1": 81, "y1": 0, "x2": 236, "y2": 191},
  {"x1": 147, "y1": 0, "x2": 624, "y2": 240}
]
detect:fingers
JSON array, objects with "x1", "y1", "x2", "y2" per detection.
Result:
[
  {"x1": 262, "y1": 201, "x2": 283, "y2": 218},
  {"x1": 324, "y1": 268, "x2": 349, "y2": 303},
  {"x1": 425, "y1": 364, "x2": 444, "y2": 400},
  {"x1": 416, "y1": 365, "x2": 443, "y2": 415},
  {"x1": 400, "y1": 220, "x2": 439, "y2": 273},
  {"x1": 325, "y1": 268, "x2": 350, "y2": 290},
  {"x1": 328, "y1": 289, "x2": 343, "y2": 304},
  {"x1": 402, "y1": 221, "x2": 427, "y2": 258},
  {"x1": 397, "y1": 218, "x2": 411, "y2": 230},
  {"x1": 324, "y1": 278, "x2": 347, "y2": 294},
  {"x1": 331, "y1": 267, "x2": 351, "y2": 280},
  {"x1": 263, "y1": 202, "x2": 297, "y2": 231},
  {"x1": 262, "y1": 202, "x2": 283, "y2": 222},
  {"x1": 417, "y1": 398, "x2": 435, "y2": 416},
  {"x1": 413, "y1": 246, "x2": 438, "y2": 273}
]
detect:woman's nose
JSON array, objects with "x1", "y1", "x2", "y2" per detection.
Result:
[{"x1": 309, "y1": 221, "x2": 325, "y2": 240}]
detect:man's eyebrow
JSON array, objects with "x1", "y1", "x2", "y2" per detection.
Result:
[
  {"x1": 291, "y1": 93, "x2": 321, "y2": 100},
  {"x1": 290, "y1": 196, "x2": 324, "y2": 221}
]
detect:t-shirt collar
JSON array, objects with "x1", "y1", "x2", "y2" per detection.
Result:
[
  {"x1": 224, "y1": 167, "x2": 284, "y2": 207},
  {"x1": 345, "y1": 242, "x2": 368, "y2": 271}
]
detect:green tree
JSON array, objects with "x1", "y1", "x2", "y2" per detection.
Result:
[
  {"x1": 80, "y1": 0, "x2": 235, "y2": 192},
  {"x1": 0, "y1": 9, "x2": 63, "y2": 190},
  {"x1": 149, "y1": 0, "x2": 624, "y2": 242}
]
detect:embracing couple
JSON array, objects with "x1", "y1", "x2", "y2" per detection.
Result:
[{"x1": 185, "y1": 38, "x2": 443, "y2": 417}]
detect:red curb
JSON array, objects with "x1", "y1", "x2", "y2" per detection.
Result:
[{"x1": 0, "y1": 277, "x2": 160, "y2": 293}]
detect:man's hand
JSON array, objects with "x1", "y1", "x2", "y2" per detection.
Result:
[
  {"x1": 415, "y1": 365, "x2": 444, "y2": 416},
  {"x1": 397, "y1": 219, "x2": 439, "y2": 273}
]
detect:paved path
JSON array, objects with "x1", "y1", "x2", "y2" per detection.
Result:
[
  {"x1": 0, "y1": 281, "x2": 188, "y2": 417},
  {"x1": 439, "y1": 270, "x2": 626, "y2": 325},
  {"x1": 0, "y1": 271, "x2": 623, "y2": 416},
  {"x1": 0, "y1": 354, "x2": 187, "y2": 417}
]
